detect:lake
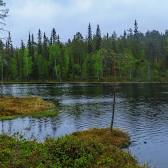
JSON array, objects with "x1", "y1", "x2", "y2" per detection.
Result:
[{"x1": 0, "y1": 83, "x2": 168, "y2": 168}]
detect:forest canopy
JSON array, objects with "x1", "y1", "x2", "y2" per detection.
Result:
[{"x1": 1, "y1": 20, "x2": 168, "y2": 82}]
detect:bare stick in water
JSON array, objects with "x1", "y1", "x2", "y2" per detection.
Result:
[{"x1": 111, "y1": 88, "x2": 116, "y2": 132}]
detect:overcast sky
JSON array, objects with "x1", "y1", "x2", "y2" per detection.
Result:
[{"x1": 4, "y1": 0, "x2": 168, "y2": 45}]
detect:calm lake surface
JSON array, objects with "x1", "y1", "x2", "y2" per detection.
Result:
[{"x1": 0, "y1": 83, "x2": 168, "y2": 168}]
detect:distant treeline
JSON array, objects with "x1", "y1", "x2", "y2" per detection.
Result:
[{"x1": 1, "y1": 21, "x2": 168, "y2": 82}]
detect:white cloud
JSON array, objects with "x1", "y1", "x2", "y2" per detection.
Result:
[
  {"x1": 74, "y1": 0, "x2": 92, "y2": 11},
  {"x1": 9, "y1": 0, "x2": 61, "y2": 20},
  {"x1": 4, "y1": 0, "x2": 168, "y2": 46}
]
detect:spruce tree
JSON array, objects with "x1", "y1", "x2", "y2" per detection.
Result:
[
  {"x1": 95, "y1": 24, "x2": 102, "y2": 50},
  {"x1": 5, "y1": 32, "x2": 13, "y2": 80},
  {"x1": 21, "y1": 40, "x2": 25, "y2": 50},
  {"x1": 31, "y1": 34, "x2": 35, "y2": 60},
  {"x1": 31, "y1": 33, "x2": 38, "y2": 80},
  {"x1": 38, "y1": 29, "x2": 42, "y2": 55},
  {"x1": 124, "y1": 30, "x2": 127, "y2": 39},
  {"x1": 43, "y1": 32, "x2": 49, "y2": 59},
  {"x1": 112, "y1": 31, "x2": 117, "y2": 52},
  {"x1": 49, "y1": 36, "x2": 53, "y2": 45},
  {"x1": 27, "y1": 33, "x2": 31, "y2": 56},
  {"x1": 134, "y1": 20, "x2": 138, "y2": 37},
  {"x1": 27, "y1": 33, "x2": 35, "y2": 65},
  {"x1": 128, "y1": 28, "x2": 133, "y2": 38},
  {"x1": 87, "y1": 23, "x2": 93, "y2": 53},
  {"x1": 57, "y1": 35, "x2": 60, "y2": 45},
  {"x1": 6, "y1": 32, "x2": 13, "y2": 53},
  {"x1": 106, "y1": 33, "x2": 109, "y2": 40},
  {"x1": 52, "y1": 28, "x2": 57, "y2": 45},
  {"x1": 20, "y1": 40, "x2": 25, "y2": 80}
]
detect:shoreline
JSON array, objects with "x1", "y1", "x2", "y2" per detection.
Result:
[{"x1": 0, "y1": 81, "x2": 166, "y2": 84}]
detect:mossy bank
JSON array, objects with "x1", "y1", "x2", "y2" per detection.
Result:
[
  {"x1": 0, "y1": 128, "x2": 148, "y2": 168},
  {"x1": 0, "y1": 96, "x2": 57, "y2": 120}
]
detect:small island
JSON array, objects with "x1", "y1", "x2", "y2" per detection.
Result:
[
  {"x1": 0, "y1": 96, "x2": 57, "y2": 120},
  {"x1": 0, "y1": 128, "x2": 146, "y2": 168}
]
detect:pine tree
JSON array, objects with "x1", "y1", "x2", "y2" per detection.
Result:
[
  {"x1": 31, "y1": 33, "x2": 38, "y2": 80},
  {"x1": 20, "y1": 40, "x2": 25, "y2": 80},
  {"x1": 27, "y1": 33, "x2": 35, "y2": 65},
  {"x1": 38, "y1": 29, "x2": 42, "y2": 55},
  {"x1": 134, "y1": 20, "x2": 138, "y2": 37},
  {"x1": 27, "y1": 33, "x2": 31, "y2": 56},
  {"x1": 4, "y1": 32, "x2": 13, "y2": 80},
  {"x1": 52, "y1": 28, "x2": 57, "y2": 45},
  {"x1": 124, "y1": 31, "x2": 127, "y2": 39},
  {"x1": 106, "y1": 33, "x2": 109, "y2": 40},
  {"x1": 43, "y1": 32, "x2": 49, "y2": 59},
  {"x1": 128, "y1": 28, "x2": 133, "y2": 38},
  {"x1": 112, "y1": 31, "x2": 117, "y2": 52},
  {"x1": 87, "y1": 23, "x2": 93, "y2": 53},
  {"x1": 68, "y1": 38, "x2": 71, "y2": 44},
  {"x1": 57, "y1": 35, "x2": 60, "y2": 45},
  {"x1": 6, "y1": 32, "x2": 13, "y2": 53},
  {"x1": 31, "y1": 34, "x2": 35, "y2": 60},
  {"x1": 95, "y1": 24, "x2": 102, "y2": 50},
  {"x1": 49, "y1": 36, "x2": 53, "y2": 45},
  {"x1": 21, "y1": 40, "x2": 25, "y2": 50}
]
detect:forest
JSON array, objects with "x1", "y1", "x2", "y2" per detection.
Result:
[{"x1": 1, "y1": 21, "x2": 168, "y2": 82}]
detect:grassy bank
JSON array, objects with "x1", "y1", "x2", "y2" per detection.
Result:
[
  {"x1": 0, "y1": 128, "x2": 147, "y2": 168},
  {"x1": 0, "y1": 96, "x2": 57, "y2": 120}
]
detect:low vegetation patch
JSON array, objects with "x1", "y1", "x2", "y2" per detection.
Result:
[
  {"x1": 0, "y1": 96, "x2": 57, "y2": 120},
  {"x1": 72, "y1": 128, "x2": 130, "y2": 148},
  {"x1": 0, "y1": 128, "x2": 147, "y2": 168}
]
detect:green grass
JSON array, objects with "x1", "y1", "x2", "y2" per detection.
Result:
[{"x1": 0, "y1": 128, "x2": 148, "y2": 168}]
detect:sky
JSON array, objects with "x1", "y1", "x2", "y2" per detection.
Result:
[{"x1": 3, "y1": 0, "x2": 168, "y2": 46}]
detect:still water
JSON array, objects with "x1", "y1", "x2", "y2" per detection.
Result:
[{"x1": 0, "y1": 83, "x2": 168, "y2": 168}]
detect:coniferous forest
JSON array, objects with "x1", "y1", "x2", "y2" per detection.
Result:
[
  {"x1": 1, "y1": 0, "x2": 168, "y2": 167},
  {"x1": 1, "y1": 21, "x2": 168, "y2": 82}
]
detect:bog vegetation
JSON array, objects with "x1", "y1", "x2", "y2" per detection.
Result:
[
  {"x1": 1, "y1": 21, "x2": 168, "y2": 82},
  {"x1": 0, "y1": 128, "x2": 147, "y2": 168},
  {"x1": 0, "y1": 96, "x2": 56, "y2": 120}
]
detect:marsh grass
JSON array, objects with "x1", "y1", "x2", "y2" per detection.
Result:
[
  {"x1": 72, "y1": 128, "x2": 131, "y2": 148},
  {"x1": 0, "y1": 128, "x2": 148, "y2": 168},
  {"x1": 0, "y1": 96, "x2": 57, "y2": 120}
]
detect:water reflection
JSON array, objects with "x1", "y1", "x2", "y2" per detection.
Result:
[{"x1": 1, "y1": 83, "x2": 168, "y2": 167}]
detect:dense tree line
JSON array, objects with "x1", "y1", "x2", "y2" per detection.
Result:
[{"x1": 1, "y1": 21, "x2": 168, "y2": 82}]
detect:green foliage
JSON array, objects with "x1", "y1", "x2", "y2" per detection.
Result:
[
  {"x1": 36, "y1": 54, "x2": 48, "y2": 80},
  {"x1": 0, "y1": 129, "x2": 147, "y2": 168},
  {"x1": 93, "y1": 50, "x2": 103, "y2": 80},
  {"x1": 1, "y1": 21, "x2": 168, "y2": 82}
]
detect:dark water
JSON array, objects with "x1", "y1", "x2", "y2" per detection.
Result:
[{"x1": 0, "y1": 83, "x2": 168, "y2": 168}]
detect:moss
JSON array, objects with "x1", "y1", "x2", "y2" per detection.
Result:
[
  {"x1": 0, "y1": 96, "x2": 57, "y2": 120},
  {"x1": 72, "y1": 128, "x2": 130, "y2": 148},
  {"x1": 0, "y1": 128, "x2": 148, "y2": 168}
]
